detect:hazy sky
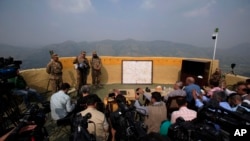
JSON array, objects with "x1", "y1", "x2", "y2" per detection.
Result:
[{"x1": 0, "y1": 0, "x2": 249, "y2": 48}]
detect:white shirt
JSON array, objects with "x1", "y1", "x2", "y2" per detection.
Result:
[{"x1": 50, "y1": 90, "x2": 75, "y2": 120}]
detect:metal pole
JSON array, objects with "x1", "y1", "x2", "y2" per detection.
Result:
[
  {"x1": 212, "y1": 33, "x2": 218, "y2": 60},
  {"x1": 210, "y1": 28, "x2": 219, "y2": 78}
]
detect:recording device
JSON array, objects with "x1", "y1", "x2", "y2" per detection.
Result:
[
  {"x1": 212, "y1": 33, "x2": 217, "y2": 40},
  {"x1": 168, "y1": 117, "x2": 225, "y2": 141},
  {"x1": 6, "y1": 104, "x2": 48, "y2": 141},
  {"x1": 230, "y1": 63, "x2": 236, "y2": 75},
  {"x1": 108, "y1": 93, "x2": 115, "y2": 98},
  {"x1": 114, "y1": 101, "x2": 147, "y2": 140},
  {"x1": 78, "y1": 60, "x2": 89, "y2": 71},
  {"x1": 168, "y1": 101, "x2": 250, "y2": 141},
  {"x1": 0, "y1": 56, "x2": 22, "y2": 81},
  {"x1": 70, "y1": 112, "x2": 96, "y2": 141},
  {"x1": 145, "y1": 87, "x2": 151, "y2": 93}
]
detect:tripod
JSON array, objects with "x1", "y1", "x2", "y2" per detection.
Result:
[{"x1": 226, "y1": 63, "x2": 236, "y2": 76}]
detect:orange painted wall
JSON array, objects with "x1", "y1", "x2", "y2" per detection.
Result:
[
  {"x1": 58, "y1": 56, "x2": 218, "y2": 85},
  {"x1": 20, "y1": 56, "x2": 250, "y2": 93}
]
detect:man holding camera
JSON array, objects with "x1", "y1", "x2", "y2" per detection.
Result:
[
  {"x1": 134, "y1": 91, "x2": 167, "y2": 133},
  {"x1": 73, "y1": 51, "x2": 90, "y2": 95},
  {"x1": 80, "y1": 94, "x2": 109, "y2": 141}
]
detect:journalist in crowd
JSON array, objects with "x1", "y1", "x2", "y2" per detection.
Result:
[
  {"x1": 192, "y1": 90, "x2": 232, "y2": 111},
  {"x1": 50, "y1": 82, "x2": 76, "y2": 121},
  {"x1": 80, "y1": 94, "x2": 109, "y2": 141},
  {"x1": 8, "y1": 69, "x2": 44, "y2": 108},
  {"x1": 74, "y1": 85, "x2": 91, "y2": 114},
  {"x1": 134, "y1": 91, "x2": 167, "y2": 133},
  {"x1": 170, "y1": 96, "x2": 197, "y2": 124},
  {"x1": 228, "y1": 93, "x2": 250, "y2": 112},
  {"x1": 109, "y1": 94, "x2": 130, "y2": 141}
]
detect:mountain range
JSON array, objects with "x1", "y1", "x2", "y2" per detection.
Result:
[{"x1": 0, "y1": 39, "x2": 249, "y2": 77}]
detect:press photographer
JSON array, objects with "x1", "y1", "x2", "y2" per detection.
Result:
[
  {"x1": 78, "y1": 94, "x2": 109, "y2": 141},
  {"x1": 168, "y1": 95, "x2": 250, "y2": 141},
  {"x1": 70, "y1": 112, "x2": 96, "y2": 141},
  {"x1": 134, "y1": 91, "x2": 166, "y2": 134},
  {"x1": 109, "y1": 94, "x2": 147, "y2": 141}
]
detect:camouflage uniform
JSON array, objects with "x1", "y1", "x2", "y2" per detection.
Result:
[
  {"x1": 73, "y1": 55, "x2": 90, "y2": 93},
  {"x1": 46, "y1": 57, "x2": 63, "y2": 93},
  {"x1": 91, "y1": 52, "x2": 102, "y2": 87}
]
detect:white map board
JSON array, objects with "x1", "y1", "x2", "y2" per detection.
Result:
[{"x1": 122, "y1": 60, "x2": 153, "y2": 84}]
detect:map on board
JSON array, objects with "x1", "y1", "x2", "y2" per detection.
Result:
[{"x1": 122, "y1": 60, "x2": 152, "y2": 84}]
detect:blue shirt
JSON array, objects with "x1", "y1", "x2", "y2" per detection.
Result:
[
  {"x1": 195, "y1": 99, "x2": 232, "y2": 111},
  {"x1": 184, "y1": 84, "x2": 201, "y2": 103},
  {"x1": 232, "y1": 104, "x2": 250, "y2": 112}
]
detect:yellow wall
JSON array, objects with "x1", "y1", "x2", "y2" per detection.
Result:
[{"x1": 21, "y1": 56, "x2": 220, "y2": 92}]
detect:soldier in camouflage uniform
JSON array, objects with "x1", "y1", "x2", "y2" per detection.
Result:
[
  {"x1": 46, "y1": 54, "x2": 63, "y2": 93},
  {"x1": 73, "y1": 51, "x2": 90, "y2": 94},
  {"x1": 210, "y1": 68, "x2": 223, "y2": 83},
  {"x1": 91, "y1": 51, "x2": 102, "y2": 88}
]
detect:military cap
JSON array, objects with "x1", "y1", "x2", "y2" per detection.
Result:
[
  {"x1": 81, "y1": 51, "x2": 86, "y2": 54},
  {"x1": 52, "y1": 53, "x2": 59, "y2": 58},
  {"x1": 92, "y1": 51, "x2": 97, "y2": 54}
]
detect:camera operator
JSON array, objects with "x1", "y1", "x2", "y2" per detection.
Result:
[
  {"x1": 80, "y1": 94, "x2": 109, "y2": 141},
  {"x1": 135, "y1": 87, "x2": 150, "y2": 106},
  {"x1": 134, "y1": 91, "x2": 167, "y2": 134},
  {"x1": 74, "y1": 85, "x2": 91, "y2": 114},
  {"x1": 109, "y1": 94, "x2": 129, "y2": 141},
  {"x1": 110, "y1": 94, "x2": 148, "y2": 141},
  {"x1": 7, "y1": 69, "x2": 44, "y2": 108},
  {"x1": 228, "y1": 93, "x2": 250, "y2": 112},
  {"x1": 235, "y1": 81, "x2": 249, "y2": 99},
  {"x1": 192, "y1": 90, "x2": 233, "y2": 111}
]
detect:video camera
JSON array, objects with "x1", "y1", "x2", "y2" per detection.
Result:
[
  {"x1": 70, "y1": 112, "x2": 96, "y2": 141},
  {"x1": 0, "y1": 56, "x2": 22, "y2": 81},
  {"x1": 168, "y1": 117, "x2": 227, "y2": 141},
  {"x1": 114, "y1": 101, "x2": 147, "y2": 141},
  {"x1": 168, "y1": 102, "x2": 250, "y2": 141},
  {"x1": 6, "y1": 104, "x2": 48, "y2": 141}
]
